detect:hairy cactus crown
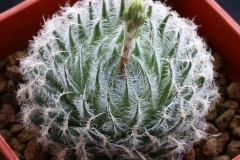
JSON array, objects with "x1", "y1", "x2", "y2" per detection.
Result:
[{"x1": 18, "y1": 0, "x2": 218, "y2": 159}]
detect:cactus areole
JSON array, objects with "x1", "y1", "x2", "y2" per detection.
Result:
[{"x1": 18, "y1": 0, "x2": 218, "y2": 159}]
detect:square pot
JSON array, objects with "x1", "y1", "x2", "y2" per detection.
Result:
[{"x1": 0, "y1": 0, "x2": 239, "y2": 159}]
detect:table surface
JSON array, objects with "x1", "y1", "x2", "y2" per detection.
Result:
[{"x1": 216, "y1": 0, "x2": 240, "y2": 25}]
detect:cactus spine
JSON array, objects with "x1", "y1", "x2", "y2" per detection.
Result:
[{"x1": 18, "y1": 0, "x2": 218, "y2": 159}]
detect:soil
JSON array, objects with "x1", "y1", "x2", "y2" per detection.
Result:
[{"x1": 0, "y1": 50, "x2": 240, "y2": 160}]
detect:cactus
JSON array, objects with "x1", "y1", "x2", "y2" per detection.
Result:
[{"x1": 17, "y1": 0, "x2": 218, "y2": 159}]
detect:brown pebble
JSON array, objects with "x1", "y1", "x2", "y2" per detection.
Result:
[
  {"x1": 6, "y1": 51, "x2": 26, "y2": 66},
  {"x1": 227, "y1": 140, "x2": 240, "y2": 158},
  {"x1": 0, "y1": 114, "x2": 8, "y2": 130},
  {"x1": 9, "y1": 138, "x2": 20, "y2": 148},
  {"x1": 5, "y1": 65, "x2": 23, "y2": 82},
  {"x1": 212, "y1": 53, "x2": 223, "y2": 71},
  {"x1": 194, "y1": 137, "x2": 207, "y2": 149},
  {"x1": 24, "y1": 140, "x2": 49, "y2": 160},
  {"x1": 0, "y1": 129, "x2": 11, "y2": 142},
  {"x1": 212, "y1": 154, "x2": 230, "y2": 160},
  {"x1": 14, "y1": 142, "x2": 26, "y2": 154},
  {"x1": 202, "y1": 132, "x2": 229, "y2": 157},
  {"x1": 17, "y1": 129, "x2": 35, "y2": 143},
  {"x1": 202, "y1": 138, "x2": 219, "y2": 157},
  {"x1": 0, "y1": 73, "x2": 7, "y2": 94},
  {"x1": 216, "y1": 97, "x2": 225, "y2": 106},
  {"x1": 9, "y1": 138, "x2": 26, "y2": 154},
  {"x1": 10, "y1": 124, "x2": 24, "y2": 135},
  {"x1": 9, "y1": 92, "x2": 20, "y2": 110},
  {"x1": 215, "y1": 109, "x2": 235, "y2": 131},
  {"x1": 215, "y1": 72, "x2": 227, "y2": 86},
  {"x1": 227, "y1": 83, "x2": 240, "y2": 102},
  {"x1": 206, "y1": 107, "x2": 218, "y2": 121},
  {"x1": 223, "y1": 100, "x2": 239, "y2": 110},
  {"x1": 205, "y1": 122, "x2": 219, "y2": 134},
  {"x1": 0, "y1": 104, "x2": 15, "y2": 116},
  {"x1": 230, "y1": 115, "x2": 240, "y2": 137},
  {"x1": 0, "y1": 92, "x2": 13, "y2": 104},
  {"x1": 4, "y1": 80, "x2": 15, "y2": 92},
  {"x1": 8, "y1": 114, "x2": 16, "y2": 123},
  {"x1": 195, "y1": 148, "x2": 207, "y2": 160},
  {"x1": 183, "y1": 148, "x2": 195, "y2": 160}
]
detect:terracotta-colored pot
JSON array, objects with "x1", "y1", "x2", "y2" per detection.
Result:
[
  {"x1": 0, "y1": 0, "x2": 239, "y2": 159},
  {"x1": 0, "y1": 135, "x2": 19, "y2": 160}
]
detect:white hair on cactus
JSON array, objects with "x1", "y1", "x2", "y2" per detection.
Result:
[{"x1": 18, "y1": 0, "x2": 218, "y2": 159}]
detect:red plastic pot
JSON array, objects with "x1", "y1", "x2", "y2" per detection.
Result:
[
  {"x1": 0, "y1": 0, "x2": 239, "y2": 158},
  {"x1": 0, "y1": 135, "x2": 19, "y2": 160}
]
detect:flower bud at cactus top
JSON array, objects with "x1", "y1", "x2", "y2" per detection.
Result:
[
  {"x1": 18, "y1": 0, "x2": 218, "y2": 159},
  {"x1": 123, "y1": 0, "x2": 146, "y2": 33},
  {"x1": 120, "y1": 0, "x2": 146, "y2": 70}
]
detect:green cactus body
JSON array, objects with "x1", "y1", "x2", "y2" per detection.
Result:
[{"x1": 18, "y1": 0, "x2": 218, "y2": 159}]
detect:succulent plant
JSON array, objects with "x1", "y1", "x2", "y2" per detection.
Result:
[{"x1": 17, "y1": 0, "x2": 218, "y2": 159}]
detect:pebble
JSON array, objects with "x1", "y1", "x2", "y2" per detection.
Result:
[
  {"x1": 212, "y1": 53, "x2": 223, "y2": 71},
  {"x1": 227, "y1": 140, "x2": 240, "y2": 158},
  {"x1": 0, "y1": 129, "x2": 11, "y2": 141},
  {"x1": 215, "y1": 109, "x2": 235, "y2": 131},
  {"x1": 202, "y1": 132, "x2": 229, "y2": 157},
  {"x1": 0, "y1": 104, "x2": 15, "y2": 115},
  {"x1": 0, "y1": 92, "x2": 13, "y2": 104},
  {"x1": 227, "y1": 83, "x2": 240, "y2": 102},
  {"x1": 9, "y1": 138, "x2": 26, "y2": 153},
  {"x1": 205, "y1": 107, "x2": 217, "y2": 121},
  {"x1": 202, "y1": 138, "x2": 219, "y2": 157},
  {"x1": 183, "y1": 149, "x2": 195, "y2": 160},
  {"x1": 215, "y1": 72, "x2": 227, "y2": 86},
  {"x1": 10, "y1": 124, "x2": 24, "y2": 135},
  {"x1": 5, "y1": 51, "x2": 26, "y2": 66},
  {"x1": 205, "y1": 122, "x2": 219, "y2": 134},
  {"x1": 4, "y1": 80, "x2": 15, "y2": 92},
  {"x1": 212, "y1": 155, "x2": 230, "y2": 160},
  {"x1": 230, "y1": 115, "x2": 240, "y2": 137},
  {"x1": 8, "y1": 114, "x2": 16, "y2": 123},
  {"x1": 0, "y1": 114, "x2": 8, "y2": 129},
  {"x1": 10, "y1": 92, "x2": 19, "y2": 110},
  {"x1": 195, "y1": 148, "x2": 207, "y2": 160},
  {"x1": 194, "y1": 137, "x2": 207, "y2": 149},
  {"x1": 0, "y1": 73, "x2": 7, "y2": 94},
  {"x1": 24, "y1": 140, "x2": 50, "y2": 160},
  {"x1": 222, "y1": 100, "x2": 239, "y2": 110},
  {"x1": 5, "y1": 65, "x2": 23, "y2": 82},
  {"x1": 17, "y1": 129, "x2": 35, "y2": 143}
]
